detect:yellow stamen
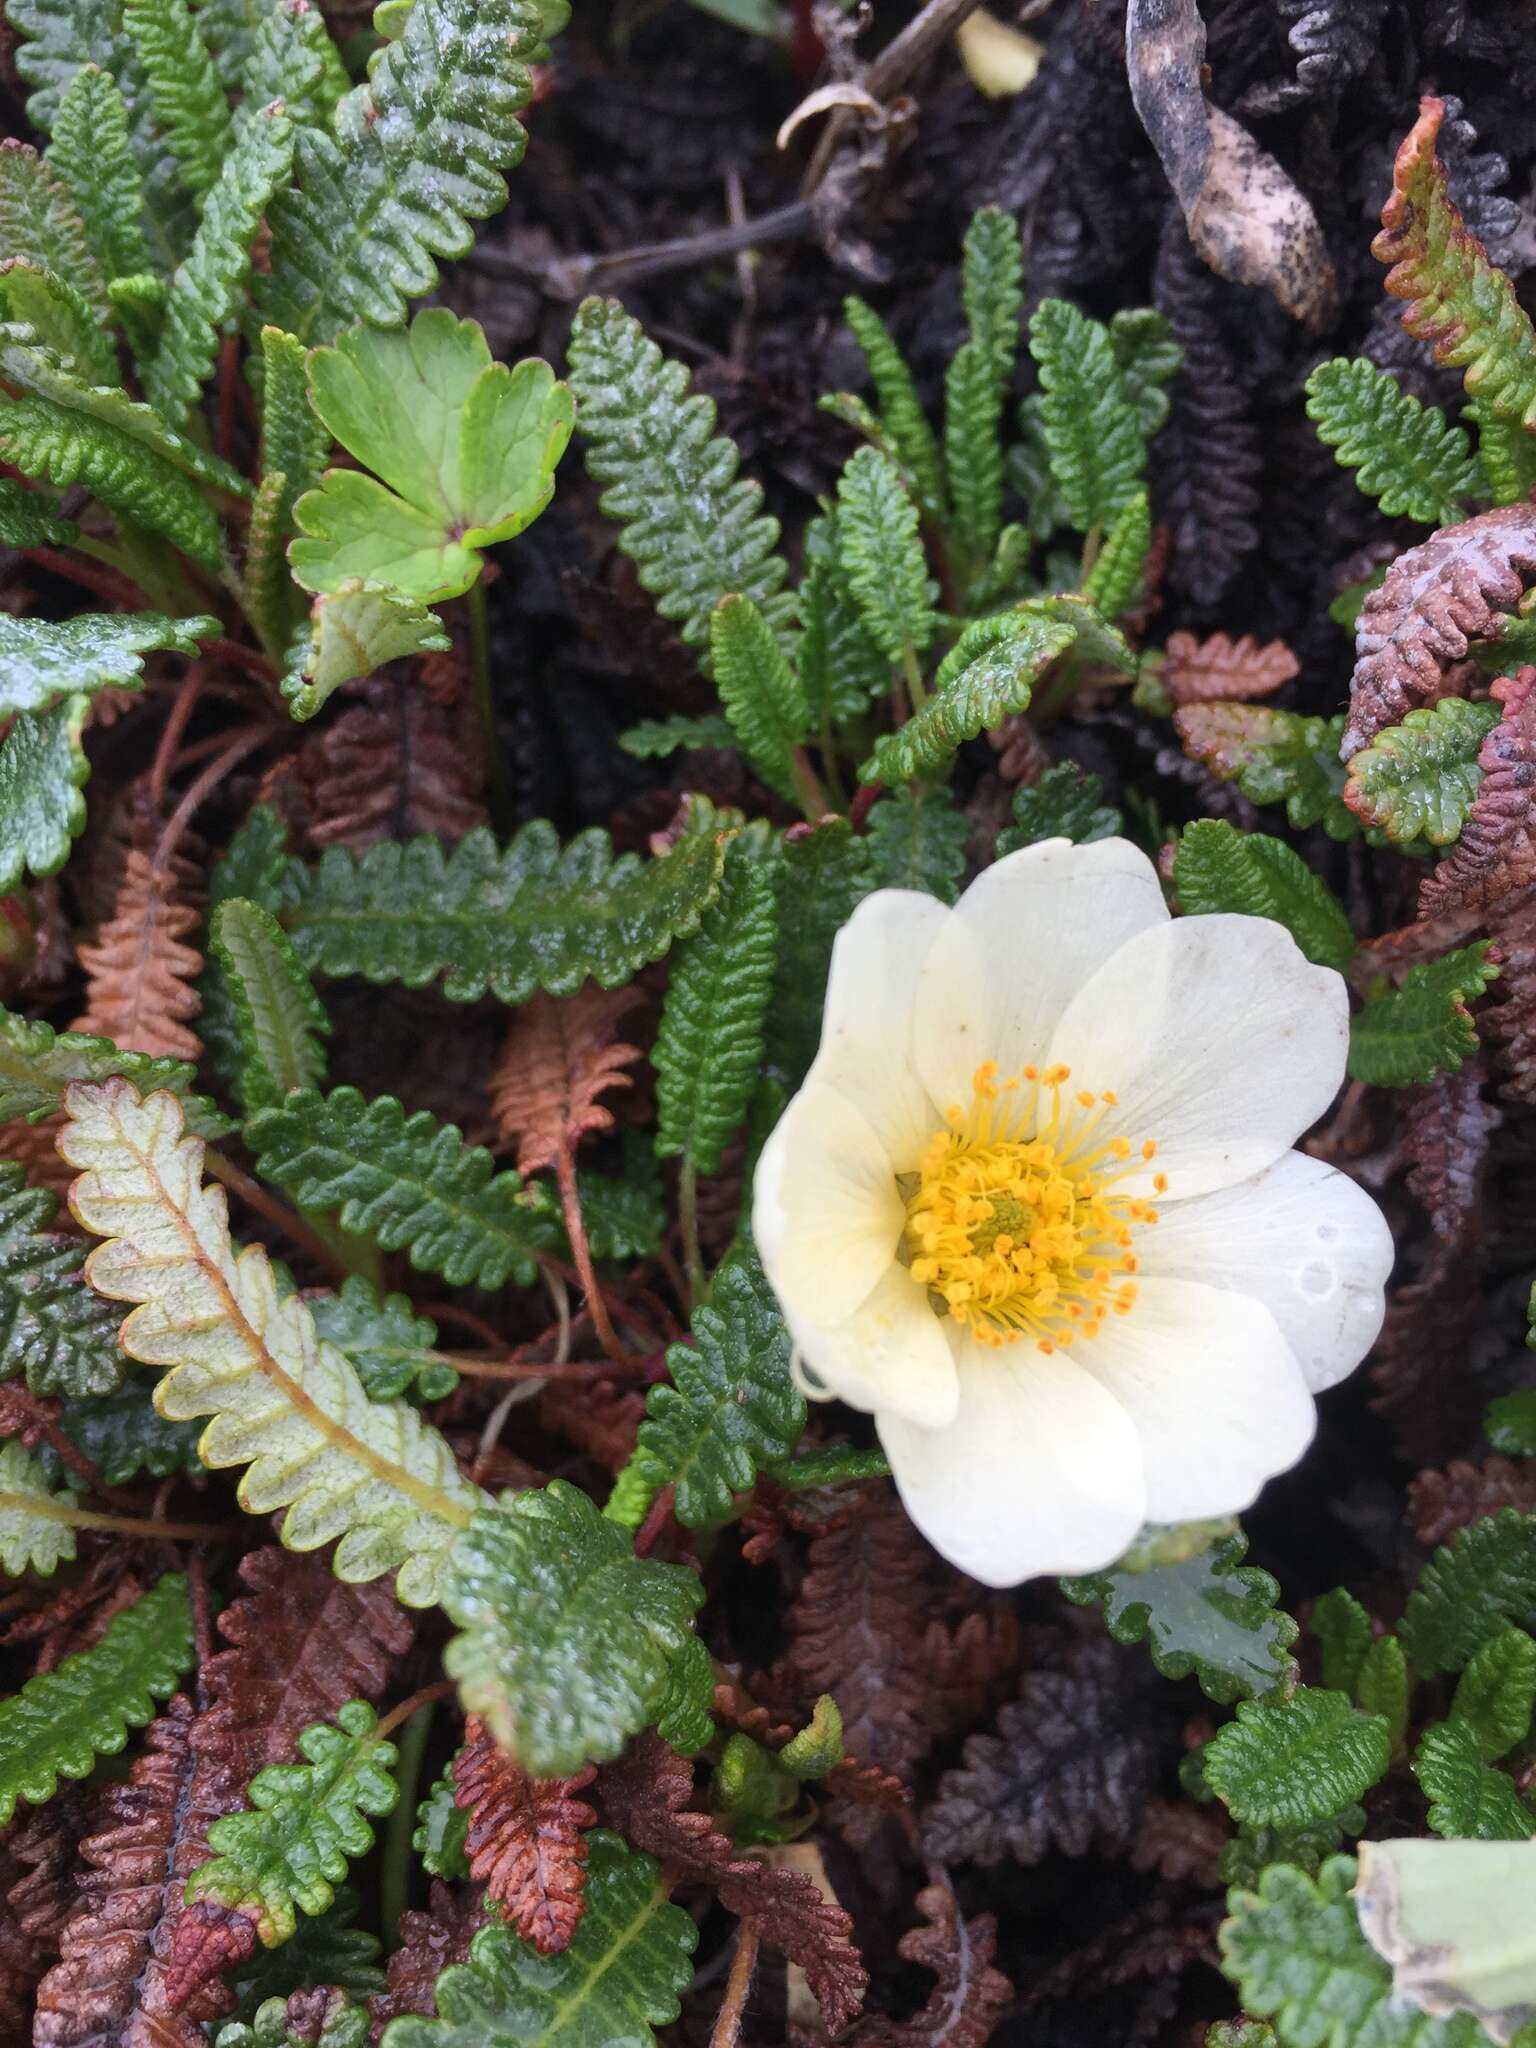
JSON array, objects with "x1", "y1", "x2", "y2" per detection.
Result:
[{"x1": 899, "y1": 1064, "x2": 1163, "y2": 1353}]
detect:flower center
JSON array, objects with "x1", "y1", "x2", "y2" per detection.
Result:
[{"x1": 901, "y1": 1062, "x2": 1167, "y2": 1353}]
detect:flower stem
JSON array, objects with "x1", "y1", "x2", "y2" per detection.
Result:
[{"x1": 466, "y1": 575, "x2": 512, "y2": 832}]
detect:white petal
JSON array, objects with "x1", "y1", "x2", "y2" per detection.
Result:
[
  {"x1": 807, "y1": 888, "x2": 953, "y2": 1170},
  {"x1": 1048, "y1": 913, "x2": 1350, "y2": 1200},
  {"x1": 877, "y1": 1331, "x2": 1146, "y2": 1586},
  {"x1": 1137, "y1": 1151, "x2": 1393, "y2": 1393},
  {"x1": 1074, "y1": 1277, "x2": 1316, "y2": 1523},
  {"x1": 787, "y1": 1261, "x2": 960, "y2": 1427},
  {"x1": 752, "y1": 1081, "x2": 904, "y2": 1326},
  {"x1": 912, "y1": 836, "x2": 1168, "y2": 1112}
]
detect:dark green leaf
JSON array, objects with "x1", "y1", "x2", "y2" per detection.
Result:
[
  {"x1": 1174, "y1": 821, "x2": 1356, "y2": 974},
  {"x1": 1204, "y1": 1689, "x2": 1392, "y2": 1829}
]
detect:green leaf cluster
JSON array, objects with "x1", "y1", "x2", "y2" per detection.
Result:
[
  {"x1": 0, "y1": 1161, "x2": 127, "y2": 1395},
  {"x1": 1349, "y1": 942, "x2": 1499, "y2": 1088},
  {"x1": 1173, "y1": 822, "x2": 1357, "y2": 974},
  {"x1": 1204, "y1": 1688, "x2": 1392, "y2": 1830},
  {"x1": 1306, "y1": 357, "x2": 1484, "y2": 525},
  {"x1": 1344, "y1": 699, "x2": 1500, "y2": 846},
  {"x1": 996, "y1": 761, "x2": 1122, "y2": 854}
]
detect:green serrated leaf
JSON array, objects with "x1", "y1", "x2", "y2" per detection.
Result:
[
  {"x1": 413, "y1": 1758, "x2": 468, "y2": 1879},
  {"x1": 123, "y1": 0, "x2": 234, "y2": 197},
  {"x1": 379, "y1": 1831, "x2": 696, "y2": 2047},
  {"x1": 0, "y1": 1003, "x2": 227, "y2": 1134},
  {"x1": 0, "y1": 136, "x2": 109, "y2": 326},
  {"x1": 1220, "y1": 1855, "x2": 1492, "y2": 2048},
  {"x1": 247, "y1": 1087, "x2": 553, "y2": 1290},
  {"x1": 210, "y1": 896, "x2": 330, "y2": 1114},
  {"x1": 1349, "y1": 941, "x2": 1498, "y2": 1088},
  {"x1": 708, "y1": 594, "x2": 811, "y2": 804},
  {"x1": 861, "y1": 611, "x2": 1074, "y2": 787},
  {"x1": 310, "y1": 1277, "x2": 454, "y2": 1405},
  {"x1": 1417, "y1": 1717, "x2": 1536, "y2": 1841},
  {"x1": 1205, "y1": 1688, "x2": 1391, "y2": 1830},
  {"x1": 763, "y1": 816, "x2": 873, "y2": 1084},
  {"x1": 1450, "y1": 1628, "x2": 1536, "y2": 1761},
  {"x1": 1344, "y1": 698, "x2": 1500, "y2": 846},
  {"x1": 0, "y1": 475, "x2": 77, "y2": 548},
  {"x1": 1306, "y1": 357, "x2": 1484, "y2": 525},
  {"x1": 567, "y1": 296, "x2": 794, "y2": 665},
  {"x1": 617, "y1": 714, "x2": 736, "y2": 760},
  {"x1": 1064, "y1": 1529, "x2": 1299, "y2": 1705},
  {"x1": 609, "y1": 1252, "x2": 803, "y2": 1531},
  {"x1": 240, "y1": 0, "x2": 349, "y2": 127},
  {"x1": 143, "y1": 102, "x2": 296, "y2": 427},
  {"x1": 282, "y1": 582, "x2": 451, "y2": 722},
  {"x1": 188, "y1": 1699, "x2": 399, "y2": 1945},
  {"x1": 0, "y1": 609, "x2": 212, "y2": 720},
  {"x1": 246, "y1": 324, "x2": 330, "y2": 655},
  {"x1": 0, "y1": 1160, "x2": 126, "y2": 1394},
  {"x1": 442, "y1": 1483, "x2": 704, "y2": 1776},
  {"x1": 835, "y1": 445, "x2": 938, "y2": 672},
  {"x1": 1356, "y1": 1635, "x2": 1410, "y2": 1758},
  {"x1": 292, "y1": 312, "x2": 572, "y2": 603},
  {"x1": 1488, "y1": 1388, "x2": 1536, "y2": 1454},
  {"x1": 798, "y1": 508, "x2": 890, "y2": 731},
  {"x1": 1028, "y1": 297, "x2": 1146, "y2": 534},
  {"x1": 1403, "y1": 1512, "x2": 1536, "y2": 1677},
  {"x1": 0, "y1": 694, "x2": 89, "y2": 894},
  {"x1": 277, "y1": 800, "x2": 725, "y2": 1005},
  {"x1": 996, "y1": 760, "x2": 1122, "y2": 854},
  {"x1": 0, "y1": 258, "x2": 118, "y2": 389},
  {"x1": 837, "y1": 295, "x2": 947, "y2": 520},
  {"x1": 864, "y1": 784, "x2": 969, "y2": 902},
  {"x1": 258, "y1": 0, "x2": 543, "y2": 345},
  {"x1": 1218, "y1": 1805, "x2": 1367, "y2": 1890},
  {"x1": 56, "y1": 1378, "x2": 202, "y2": 1482},
  {"x1": 1174, "y1": 821, "x2": 1357, "y2": 974},
  {"x1": 227, "y1": 1883, "x2": 383, "y2": 2020},
  {"x1": 0, "y1": 1573, "x2": 192, "y2": 1822},
  {"x1": 1108, "y1": 308, "x2": 1181, "y2": 437},
  {"x1": 1083, "y1": 488, "x2": 1151, "y2": 620},
  {"x1": 1312, "y1": 1588, "x2": 1373, "y2": 1697},
  {"x1": 654, "y1": 848, "x2": 777, "y2": 1176},
  {"x1": 46, "y1": 64, "x2": 156, "y2": 289},
  {"x1": 1175, "y1": 703, "x2": 1360, "y2": 841}
]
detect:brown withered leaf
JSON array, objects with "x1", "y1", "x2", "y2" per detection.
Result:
[
  {"x1": 34, "y1": 1695, "x2": 234, "y2": 2048},
  {"x1": 1162, "y1": 629, "x2": 1299, "y2": 705},
  {"x1": 0, "y1": 1110, "x2": 78, "y2": 1202},
  {"x1": 0, "y1": 1380, "x2": 61, "y2": 1446},
  {"x1": 1408, "y1": 1456, "x2": 1536, "y2": 1547},
  {"x1": 489, "y1": 983, "x2": 646, "y2": 1178},
  {"x1": 850, "y1": 1878, "x2": 1013, "y2": 2047},
  {"x1": 452, "y1": 1716, "x2": 596, "y2": 1955},
  {"x1": 283, "y1": 679, "x2": 487, "y2": 852},
  {"x1": 1403, "y1": 1059, "x2": 1499, "y2": 1244},
  {"x1": 160, "y1": 1547, "x2": 414, "y2": 2011},
  {"x1": 1370, "y1": 1244, "x2": 1485, "y2": 1462},
  {"x1": 1483, "y1": 899, "x2": 1536, "y2": 1103},
  {"x1": 922, "y1": 1638, "x2": 1170, "y2": 1869},
  {"x1": 7, "y1": 1789, "x2": 87, "y2": 1952},
  {"x1": 1343, "y1": 505, "x2": 1536, "y2": 759},
  {"x1": 537, "y1": 1375, "x2": 644, "y2": 1474},
  {"x1": 1421, "y1": 670, "x2": 1536, "y2": 917},
  {"x1": 1020, "y1": 1896, "x2": 1219, "y2": 2008},
  {"x1": 600, "y1": 1734, "x2": 868, "y2": 2033},
  {"x1": 72, "y1": 840, "x2": 204, "y2": 1061},
  {"x1": 368, "y1": 1882, "x2": 485, "y2": 2032},
  {"x1": 1130, "y1": 1798, "x2": 1230, "y2": 1886}
]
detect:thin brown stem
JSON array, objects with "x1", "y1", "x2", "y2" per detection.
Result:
[
  {"x1": 152, "y1": 724, "x2": 274, "y2": 875},
  {"x1": 201, "y1": 636, "x2": 278, "y2": 686},
  {"x1": 24, "y1": 545, "x2": 145, "y2": 610},
  {"x1": 374, "y1": 1680, "x2": 456, "y2": 1746},
  {"x1": 800, "y1": 0, "x2": 983, "y2": 192},
  {"x1": 710, "y1": 1920, "x2": 762, "y2": 2048},
  {"x1": 633, "y1": 1483, "x2": 676, "y2": 1559},
  {"x1": 0, "y1": 1494, "x2": 232, "y2": 1542},
  {"x1": 149, "y1": 662, "x2": 208, "y2": 814},
  {"x1": 203, "y1": 1146, "x2": 354, "y2": 1283},
  {"x1": 555, "y1": 1141, "x2": 630, "y2": 1365}
]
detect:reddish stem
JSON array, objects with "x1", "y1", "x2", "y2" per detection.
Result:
[
  {"x1": 202, "y1": 1146, "x2": 354, "y2": 1284},
  {"x1": 152, "y1": 724, "x2": 273, "y2": 874},
  {"x1": 554, "y1": 1141, "x2": 630, "y2": 1365},
  {"x1": 848, "y1": 779, "x2": 883, "y2": 832},
  {"x1": 710, "y1": 1921, "x2": 762, "y2": 2048},
  {"x1": 24, "y1": 546, "x2": 145, "y2": 610},
  {"x1": 633, "y1": 1483, "x2": 676, "y2": 1559},
  {"x1": 149, "y1": 662, "x2": 208, "y2": 814}
]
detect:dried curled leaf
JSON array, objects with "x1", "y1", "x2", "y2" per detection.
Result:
[
  {"x1": 1403, "y1": 1062, "x2": 1500, "y2": 1245},
  {"x1": 600, "y1": 1733, "x2": 867, "y2": 2032},
  {"x1": 369, "y1": 1881, "x2": 485, "y2": 2032},
  {"x1": 72, "y1": 839, "x2": 204, "y2": 1061},
  {"x1": 1409, "y1": 1459, "x2": 1536, "y2": 1549},
  {"x1": 488, "y1": 984, "x2": 644, "y2": 1179},
  {"x1": 852, "y1": 1878, "x2": 1013, "y2": 2047},
  {"x1": 1420, "y1": 670, "x2": 1536, "y2": 915},
  {"x1": 61, "y1": 1079, "x2": 485, "y2": 1603},
  {"x1": 1374, "y1": 96, "x2": 1536, "y2": 434},
  {"x1": 1344, "y1": 505, "x2": 1536, "y2": 758},
  {"x1": 1161, "y1": 631, "x2": 1299, "y2": 706},
  {"x1": 452, "y1": 1715, "x2": 596, "y2": 1954}
]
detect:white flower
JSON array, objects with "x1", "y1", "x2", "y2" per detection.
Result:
[{"x1": 752, "y1": 836, "x2": 1394, "y2": 1588}]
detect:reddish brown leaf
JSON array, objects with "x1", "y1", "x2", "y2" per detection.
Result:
[
  {"x1": 160, "y1": 1546, "x2": 414, "y2": 2012},
  {"x1": 452, "y1": 1717, "x2": 596, "y2": 1955},
  {"x1": 368, "y1": 1882, "x2": 485, "y2": 2033},
  {"x1": 72, "y1": 840, "x2": 204, "y2": 1061},
  {"x1": 1482, "y1": 898, "x2": 1536, "y2": 1102},
  {"x1": 6, "y1": 1789, "x2": 88, "y2": 1954},
  {"x1": 1343, "y1": 505, "x2": 1536, "y2": 758},
  {"x1": 33, "y1": 1695, "x2": 235, "y2": 2048},
  {"x1": 1421, "y1": 670, "x2": 1536, "y2": 917},
  {"x1": 1162, "y1": 630, "x2": 1298, "y2": 705},
  {"x1": 0, "y1": 1112, "x2": 77, "y2": 1202},
  {"x1": 537, "y1": 1376, "x2": 644, "y2": 1474},
  {"x1": 1130, "y1": 1798, "x2": 1230, "y2": 1886},
  {"x1": 1402, "y1": 1059, "x2": 1499, "y2": 1244},
  {"x1": 600, "y1": 1734, "x2": 868, "y2": 2032},
  {"x1": 1408, "y1": 1455, "x2": 1536, "y2": 1546},
  {"x1": 489, "y1": 984, "x2": 645, "y2": 1178},
  {"x1": 1370, "y1": 1243, "x2": 1485, "y2": 1461},
  {"x1": 850, "y1": 1878, "x2": 1013, "y2": 2047},
  {"x1": 0, "y1": 1380, "x2": 61, "y2": 1446}
]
